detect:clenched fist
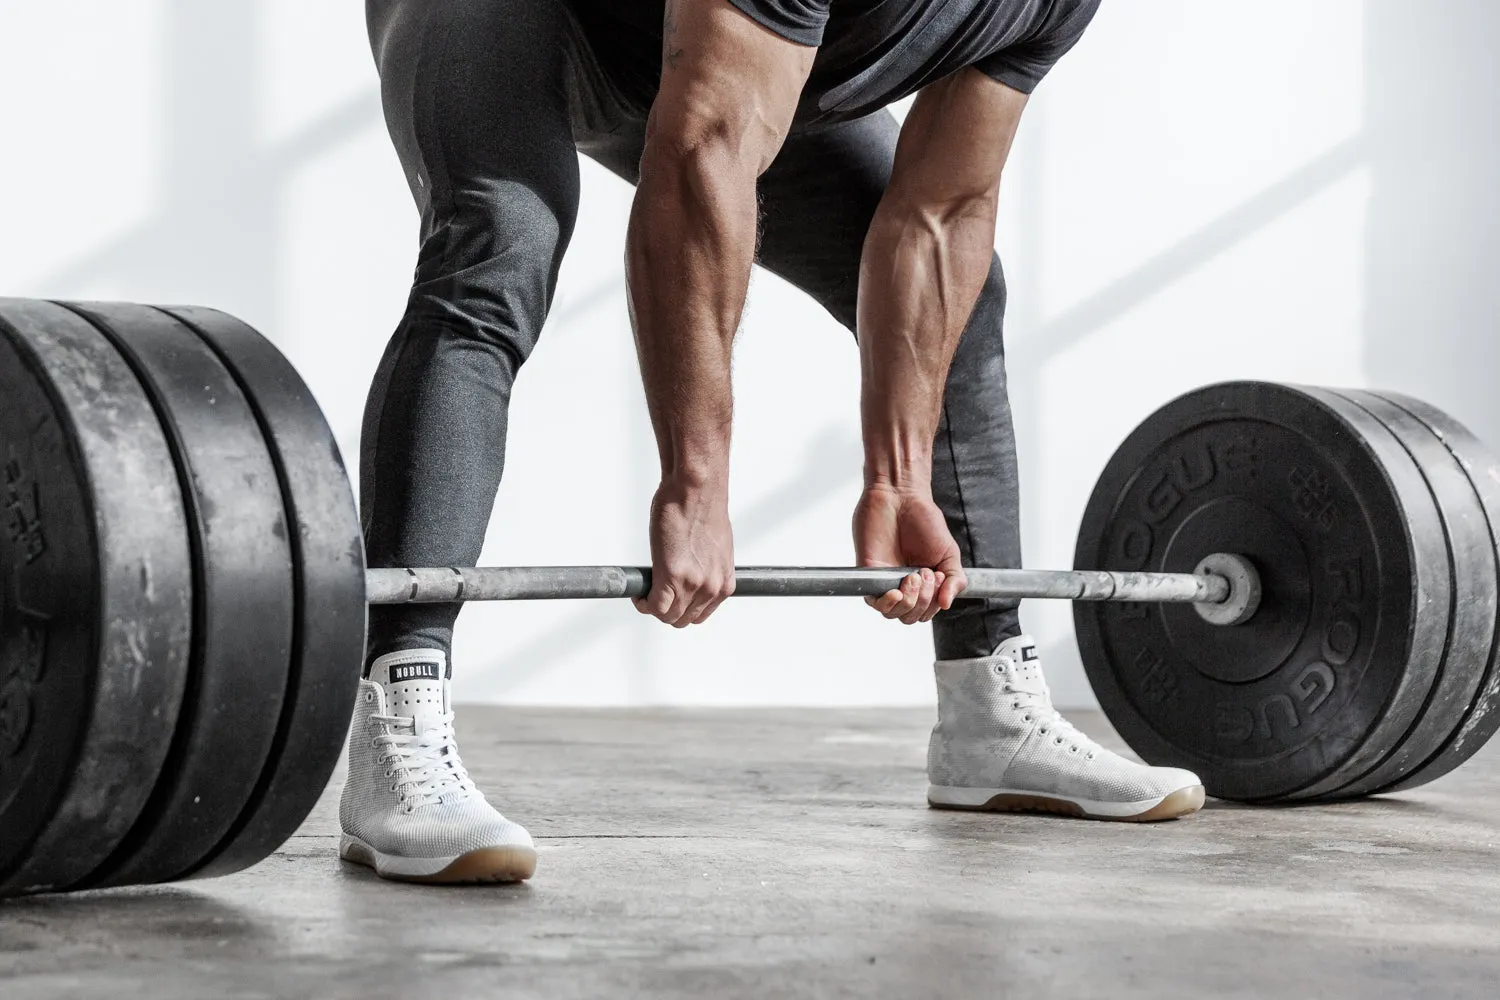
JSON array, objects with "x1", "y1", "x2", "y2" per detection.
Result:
[
  {"x1": 853, "y1": 484, "x2": 967, "y2": 624},
  {"x1": 635, "y1": 480, "x2": 736, "y2": 627}
]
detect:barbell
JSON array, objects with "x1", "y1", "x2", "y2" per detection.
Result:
[{"x1": 1, "y1": 298, "x2": 1497, "y2": 899}]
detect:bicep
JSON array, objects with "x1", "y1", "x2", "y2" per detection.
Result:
[
  {"x1": 885, "y1": 69, "x2": 1030, "y2": 212},
  {"x1": 649, "y1": 0, "x2": 818, "y2": 172}
]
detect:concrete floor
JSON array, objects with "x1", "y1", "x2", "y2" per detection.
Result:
[{"x1": 2, "y1": 708, "x2": 1499, "y2": 999}]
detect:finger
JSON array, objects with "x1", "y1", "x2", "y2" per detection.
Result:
[
  {"x1": 867, "y1": 581, "x2": 910, "y2": 616},
  {"x1": 695, "y1": 576, "x2": 737, "y2": 625},
  {"x1": 688, "y1": 589, "x2": 727, "y2": 625},
  {"x1": 901, "y1": 569, "x2": 936, "y2": 625},
  {"x1": 635, "y1": 583, "x2": 677, "y2": 620},
  {"x1": 937, "y1": 568, "x2": 966, "y2": 611},
  {"x1": 664, "y1": 579, "x2": 699, "y2": 628},
  {"x1": 682, "y1": 585, "x2": 720, "y2": 627},
  {"x1": 884, "y1": 570, "x2": 922, "y2": 621},
  {"x1": 920, "y1": 571, "x2": 947, "y2": 623}
]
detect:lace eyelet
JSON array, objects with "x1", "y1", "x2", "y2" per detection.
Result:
[
  {"x1": 383, "y1": 770, "x2": 393, "y2": 778},
  {"x1": 1086, "y1": 753, "x2": 1096, "y2": 761},
  {"x1": 389, "y1": 784, "x2": 397, "y2": 792},
  {"x1": 1039, "y1": 727, "x2": 1049, "y2": 735},
  {"x1": 364, "y1": 692, "x2": 373, "y2": 703}
]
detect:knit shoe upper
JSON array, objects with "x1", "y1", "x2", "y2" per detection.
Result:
[
  {"x1": 338, "y1": 650, "x2": 536, "y2": 881},
  {"x1": 927, "y1": 636, "x2": 1204, "y2": 821}
]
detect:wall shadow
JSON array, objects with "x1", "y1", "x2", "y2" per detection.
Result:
[{"x1": 31, "y1": 2, "x2": 381, "y2": 338}]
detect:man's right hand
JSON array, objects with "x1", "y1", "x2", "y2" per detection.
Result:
[
  {"x1": 853, "y1": 484, "x2": 968, "y2": 625},
  {"x1": 635, "y1": 480, "x2": 737, "y2": 628}
]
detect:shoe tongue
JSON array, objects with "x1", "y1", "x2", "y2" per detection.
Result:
[
  {"x1": 993, "y1": 634, "x2": 1040, "y2": 669},
  {"x1": 993, "y1": 635, "x2": 1049, "y2": 701},
  {"x1": 369, "y1": 650, "x2": 449, "y2": 734}
]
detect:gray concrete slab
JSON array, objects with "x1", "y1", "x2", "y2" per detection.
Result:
[{"x1": 2, "y1": 708, "x2": 1498, "y2": 999}]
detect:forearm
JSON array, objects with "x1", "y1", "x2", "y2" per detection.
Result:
[
  {"x1": 857, "y1": 191, "x2": 998, "y2": 491},
  {"x1": 625, "y1": 137, "x2": 759, "y2": 492}
]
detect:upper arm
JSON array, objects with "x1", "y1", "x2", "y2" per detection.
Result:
[
  {"x1": 647, "y1": 0, "x2": 818, "y2": 173},
  {"x1": 884, "y1": 69, "x2": 1030, "y2": 214}
]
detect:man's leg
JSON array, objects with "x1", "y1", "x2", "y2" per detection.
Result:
[
  {"x1": 362, "y1": 0, "x2": 582, "y2": 662},
  {"x1": 757, "y1": 114, "x2": 1203, "y2": 821},
  {"x1": 343, "y1": 0, "x2": 583, "y2": 883},
  {"x1": 755, "y1": 113, "x2": 1023, "y2": 660}
]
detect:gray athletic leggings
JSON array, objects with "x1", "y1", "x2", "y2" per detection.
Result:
[{"x1": 361, "y1": 0, "x2": 1023, "y2": 666}]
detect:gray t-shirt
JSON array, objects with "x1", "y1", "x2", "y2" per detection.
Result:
[
  {"x1": 734, "y1": 0, "x2": 1101, "y2": 121},
  {"x1": 569, "y1": 0, "x2": 1100, "y2": 125}
]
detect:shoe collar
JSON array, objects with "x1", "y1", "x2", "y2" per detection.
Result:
[
  {"x1": 934, "y1": 634, "x2": 1042, "y2": 677},
  {"x1": 368, "y1": 649, "x2": 450, "y2": 735},
  {"x1": 992, "y1": 634, "x2": 1040, "y2": 667}
]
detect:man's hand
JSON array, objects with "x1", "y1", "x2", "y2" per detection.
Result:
[
  {"x1": 635, "y1": 480, "x2": 736, "y2": 627},
  {"x1": 854, "y1": 484, "x2": 968, "y2": 625}
]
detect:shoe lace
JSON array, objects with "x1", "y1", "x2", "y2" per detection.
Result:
[
  {"x1": 370, "y1": 712, "x2": 477, "y2": 811},
  {"x1": 1000, "y1": 663, "x2": 1100, "y2": 761}
]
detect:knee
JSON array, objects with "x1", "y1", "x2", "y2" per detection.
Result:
[{"x1": 406, "y1": 181, "x2": 574, "y2": 367}]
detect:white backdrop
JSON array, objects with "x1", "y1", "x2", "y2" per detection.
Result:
[{"x1": 3, "y1": 1, "x2": 1497, "y2": 706}]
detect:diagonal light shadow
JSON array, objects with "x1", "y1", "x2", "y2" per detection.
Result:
[
  {"x1": 1015, "y1": 134, "x2": 1369, "y2": 365},
  {"x1": 26, "y1": 92, "x2": 383, "y2": 295}
]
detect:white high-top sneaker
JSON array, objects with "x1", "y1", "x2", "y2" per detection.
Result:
[
  {"x1": 339, "y1": 650, "x2": 537, "y2": 882},
  {"x1": 927, "y1": 635, "x2": 1205, "y2": 821}
]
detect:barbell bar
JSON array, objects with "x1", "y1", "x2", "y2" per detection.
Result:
[
  {"x1": 5, "y1": 297, "x2": 1500, "y2": 900},
  {"x1": 363, "y1": 562, "x2": 1239, "y2": 607}
]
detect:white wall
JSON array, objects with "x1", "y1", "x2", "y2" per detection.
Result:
[{"x1": 3, "y1": 1, "x2": 1497, "y2": 707}]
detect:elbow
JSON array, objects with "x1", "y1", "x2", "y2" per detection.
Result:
[
  {"x1": 873, "y1": 185, "x2": 998, "y2": 245},
  {"x1": 634, "y1": 118, "x2": 754, "y2": 229},
  {"x1": 905, "y1": 188, "x2": 998, "y2": 229},
  {"x1": 641, "y1": 100, "x2": 778, "y2": 183}
]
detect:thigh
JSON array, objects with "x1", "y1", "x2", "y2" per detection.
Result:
[{"x1": 368, "y1": 0, "x2": 582, "y2": 258}]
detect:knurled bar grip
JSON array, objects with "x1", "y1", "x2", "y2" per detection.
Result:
[{"x1": 364, "y1": 565, "x2": 1232, "y2": 606}]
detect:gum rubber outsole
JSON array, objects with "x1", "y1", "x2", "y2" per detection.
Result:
[
  {"x1": 929, "y1": 785, "x2": 1206, "y2": 822},
  {"x1": 340, "y1": 841, "x2": 538, "y2": 884}
]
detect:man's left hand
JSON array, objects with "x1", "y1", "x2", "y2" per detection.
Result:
[{"x1": 853, "y1": 484, "x2": 968, "y2": 624}]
